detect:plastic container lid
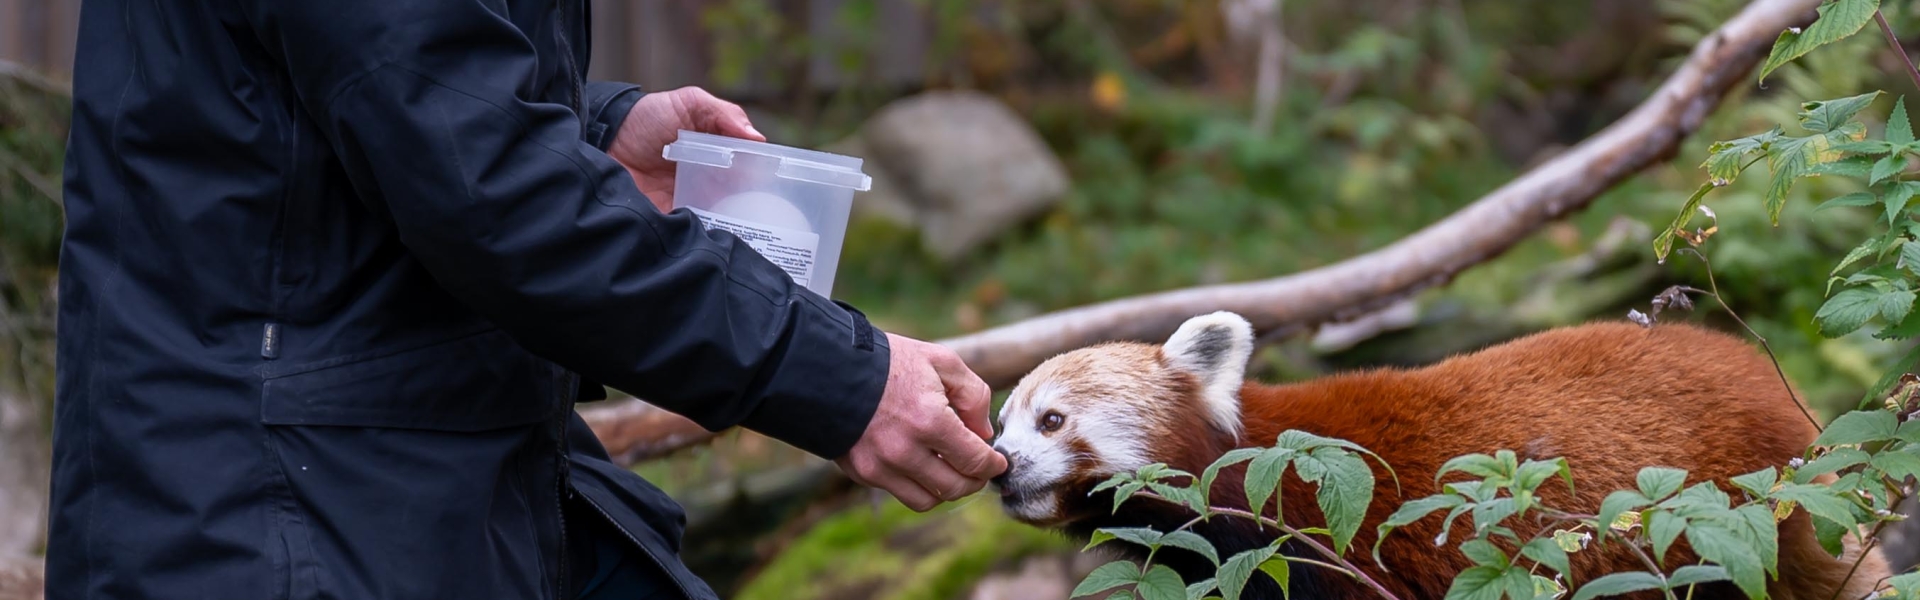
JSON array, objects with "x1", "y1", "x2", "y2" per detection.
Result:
[{"x1": 662, "y1": 130, "x2": 873, "y2": 191}]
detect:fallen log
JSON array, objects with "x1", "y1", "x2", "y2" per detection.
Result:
[{"x1": 579, "y1": 0, "x2": 1820, "y2": 466}]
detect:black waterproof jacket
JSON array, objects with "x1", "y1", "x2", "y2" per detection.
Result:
[{"x1": 49, "y1": 1, "x2": 889, "y2": 598}]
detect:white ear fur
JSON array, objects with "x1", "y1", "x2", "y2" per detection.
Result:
[{"x1": 1161, "y1": 311, "x2": 1254, "y2": 437}]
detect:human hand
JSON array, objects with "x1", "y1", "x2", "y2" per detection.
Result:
[
  {"x1": 607, "y1": 86, "x2": 765, "y2": 212},
  {"x1": 835, "y1": 334, "x2": 1009, "y2": 512}
]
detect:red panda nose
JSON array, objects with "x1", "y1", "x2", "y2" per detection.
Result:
[{"x1": 991, "y1": 449, "x2": 1016, "y2": 488}]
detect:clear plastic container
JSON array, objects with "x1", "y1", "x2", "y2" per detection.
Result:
[{"x1": 662, "y1": 130, "x2": 872, "y2": 298}]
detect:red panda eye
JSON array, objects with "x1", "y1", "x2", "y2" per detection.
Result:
[{"x1": 1041, "y1": 411, "x2": 1065, "y2": 432}]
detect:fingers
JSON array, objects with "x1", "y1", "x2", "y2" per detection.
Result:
[
  {"x1": 930, "y1": 347, "x2": 996, "y2": 442},
  {"x1": 903, "y1": 449, "x2": 985, "y2": 504},
  {"x1": 922, "y1": 406, "x2": 1009, "y2": 480},
  {"x1": 677, "y1": 87, "x2": 765, "y2": 142}
]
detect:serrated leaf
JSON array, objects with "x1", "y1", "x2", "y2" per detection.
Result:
[
  {"x1": 1596, "y1": 491, "x2": 1653, "y2": 543},
  {"x1": 1667, "y1": 565, "x2": 1732, "y2": 587},
  {"x1": 1092, "y1": 475, "x2": 1130, "y2": 494},
  {"x1": 1185, "y1": 578, "x2": 1218, "y2": 600},
  {"x1": 1244, "y1": 448, "x2": 1293, "y2": 521},
  {"x1": 1833, "y1": 139, "x2": 1896, "y2": 153},
  {"x1": 1501, "y1": 568, "x2": 1538, "y2": 600},
  {"x1": 1521, "y1": 537, "x2": 1571, "y2": 575},
  {"x1": 1159, "y1": 530, "x2": 1222, "y2": 567},
  {"x1": 1646, "y1": 510, "x2": 1686, "y2": 566},
  {"x1": 1894, "y1": 96, "x2": 1915, "y2": 145},
  {"x1": 1439, "y1": 453, "x2": 1506, "y2": 482},
  {"x1": 1636, "y1": 467, "x2": 1688, "y2": 501},
  {"x1": 1812, "y1": 508, "x2": 1849, "y2": 557},
  {"x1": 1816, "y1": 191, "x2": 1879, "y2": 212},
  {"x1": 1470, "y1": 497, "x2": 1519, "y2": 538},
  {"x1": 1888, "y1": 572, "x2": 1920, "y2": 596},
  {"x1": 1890, "y1": 181, "x2": 1920, "y2": 223},
  {"x1": 1072, "y1": 561, "x2": 1141, "y2": 598},
  {"x1": 1657, "y1": 183, "x2": 1717, "y2": 261},
  {"x1": 1217, "y1": 544, "x2": 1280, "y2": 600},
  {"x1": 1149, "y1": 482, "x2": 1210, "y2": 515},
  {"x1": 1771, "y1": 483, "x2": 1860, "y2": 531},
  {"x1": 1293, "y1": 447, "x2": 1374, "y2": 554},
  {"x1": 1115, "y1": 481, "x2": 1150, "y2": 513},
  {"x1": 1873, "y1": 153, "x2": 1907, "y2": 185},
  {"x1": 1766, "y1": 136, "x2": 1819, "y2": 223},
  {"x1": 1136, "y1": 565, "x2": 1188, "y2": 600},
  {"x1": 1085, "y1": 530, "x2": 1119, "y2": 552},
  {"x1": 1800, "y1": 91, "x2": 1886, "y2": 134},
  {"x1": 1902, "y1": 239, "x2": 1920, "y2": 276},
  {"x1": 1461, "y1": 539, "x2": 1507, "y2": 566},
  {"x1": 1818, "y1": 287, "x2": 1882, "y2": 337},
  {"x1": 1569, "y1": 572, "x2": 1665, "y2": 600},
  {"x1": 1375, "y1": 494, "x2": 1466, "y2": 562},
  {"x1": 1833, "y1": 237, "x2": 1883, "y2": 277},
  {"x1": 1809, "y1": 154, "x2": 1879, "y2": 177},
  {"x1": 1436, "y1": 502, "x2": 1475, "y2": 547},
  {"x1": 1730, "y1": 468, "x2": 1779, "y2": 498},
  {"x1": 1883, "y1": 290, "x2": 1917, "y2": 323},
  {"x1": 1255, "y1": 558, "x2": 1289, "y2": 600},
  {"x1": 1686, "y1": 523, "x2": 1766, "y2": 597},
  {"x1": 1872, "y1": 447, "x2": 1920, "y2": 480},
  {"x1": 1815, "y1": 410, "x2": 1900, "y2": 445},
  {"x1": 1796, "y1": 448, "x2": 1870, "y2": 485},
  {"x1": 1202, "y1": 448, "x2": 1263, "y2": 504},
  {"x1": 1734, "y1": 504, "x2": 1781, "y2": 576},
  {"x1": 1096, "y1": 528, "x2": 1165, "y2": 551},
  {"x1": 1444, "y1": 566, "x2": 1509, "y2": 600},
  {"x1": 1704, "y1": 128, "x2": 1783, "y2": 182},
  {"x1": 1515, "y1": 459, "x2": 1573, "y2": 496}
]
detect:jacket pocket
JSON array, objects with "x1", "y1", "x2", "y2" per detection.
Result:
[{"x1": 260, "y1": 329, "x2": 558, "y2": 431}]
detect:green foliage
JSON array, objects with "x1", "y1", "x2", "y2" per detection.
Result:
[{"x1": 1759, "y1": 0, "x2": 1881, "y2": 83}]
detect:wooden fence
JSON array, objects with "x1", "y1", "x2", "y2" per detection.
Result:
[{"x1": 0, "y1": 0, "x2": 930, "y2": 97}]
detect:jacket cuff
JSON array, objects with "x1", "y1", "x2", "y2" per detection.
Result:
[
  {"x1": 583, "y1": 81, "x2": 645, "y2": 152},
  {"x1": 737, "y1": 297, "x2": 890, "y2": 460}
]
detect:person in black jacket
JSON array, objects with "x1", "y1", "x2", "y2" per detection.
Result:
[{"x1": 48, "y1": 1, "x2": 1007, "y2": 599}]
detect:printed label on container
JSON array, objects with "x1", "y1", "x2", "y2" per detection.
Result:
[{"x1": 687, "y1": 207, "x2": 819, "y2": 287}]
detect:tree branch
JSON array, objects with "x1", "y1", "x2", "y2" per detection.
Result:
[{"x1": 583, "y1": 0, "x2": 1822, "y2": 465}]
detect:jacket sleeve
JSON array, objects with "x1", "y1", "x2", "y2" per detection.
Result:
[
  {"x1": 244, "y1": 2, "x2": 888, "y2": 459},
  {"x1": 583, "y1": 81, "x2": 644, "y2": 153}
]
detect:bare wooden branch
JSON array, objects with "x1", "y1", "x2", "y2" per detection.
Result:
[{"x1": 589, "y1": 0, "x2": 1820, "y2": 464}]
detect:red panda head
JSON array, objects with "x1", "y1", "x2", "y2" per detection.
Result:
[{"x1": 992, "y1": 311, "x2": 1255, "y2": 525}]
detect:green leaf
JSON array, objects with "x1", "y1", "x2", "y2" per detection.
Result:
[
  {"x1": 1873, "y1": 447, "x2": 1920, "y2": 480},
  {"x1": 1657, "y1": 183, "x2": 1718, "y2": 261},
  {"x1": 1704, "y1": 128, "x2": 1782, "y2": 182},
  {"x1": 1833, "y1": 237, "x2": 1883, "y2": 277},
  {"x1": 1816, "y1": 191, "x2": 1880, "y2": 211},
  {"x1": 1772, "y1": 483, "x2": 1861, "y2": 531},
  {"x1": 1817, "y1": 287, "x2": 1883, "y2": 337},
  {"x1": 1636, "y1": 467, "x2": 1688, "y2": 501},
  {"x1": 1735, "y1": 504, "x2": 1782, "y2": 576},
  {"x1": 1470, "y1": 497, "x2": 1519, "y2": 537},
  {"x1": 1879, "y1": 289, "x2": 1916, "y2": 323},
  {"x1": 1570, "y1": 572, "x2": 1665, "y2": 600},
  {"x1": 1375, "y1": 494, "x2": 1467, "y2": 562},
  {"x1": 1888, "y1": 572, "x2": 1920, "y2": 596},
  {"x1": 1244, "y1": 448, "x2": 1294, "y2": 519},
  {"x1": 1646, "y1": 510, "x2": 1687, "y2": 566},
  {"x1": 1444, "y1": 566, "x2": 1509, "y2": 600},
  {"x1": 1149, "y1": 482, "x2": 1210, "y2": 515},
  {"x1": 1730, "y1": 467, "x2": 1779, "y2": 498},
  {"x1": 1115, "y1": 481, "x2": 1150, "y2": 513},
  {"x1": 1809, "y1": 154, "x2": 1879, "y2": 177},
  {"x1": 1461, "y1": 539, "x2": 1506, "y2": 566},
  {"x1": 1072, "y1": 561, "x2": 1141, "y2": 598},
  {"x1": 1092, "y1": 475, "x2": 1130, "y2": 494},
  {"x1": 1873, "y1": 153, "x2": 1907, "y2": 185},
  {"x1": 1888, "y1": 181, "x2": 1920, "y2": 223},
  {"x1": 1136, "y1": 565, "x2": 1188, "y2": 600},
  {"x1": 1520, "y1": 537, "x2": 1571, "y2": 575},
  {"x1": 1813, "y1": 509, "x2": 1850, "y2": 557},
  {"x1": 1185, "y1": 579, "x2": 1218, "y2": 600},
  {"x1": 1202, "y1": 448, "x2": 1263, "y2": 503},
  {"x1": 1833, "y1": 139, "x2": 1896, "y2": 154},
  {"x1": 1514, "y1": 459, "x2": 1573, "y2": 495},
  {"x1": 1438, "y1": 453, "x2": 1505, "y2": 482},
  {"x1": 1760, "y1": 0, "x2": 1881, "y2": 83},
  {"x1": 1293, "y1": 447, "x2": 1374, "y2": 555},
  {"x1": 1501, "y1": 567, "x2": 1538, "y2": 600},
  {"x1": 1667, "y1": 565, "x2": 1731, "y2": 587},
  {"x1": 1217, "y1": 544, "x2": 1280, "y2": 600},
  {"x1": 1596, "y1": 491, "x2": 1653, "y2": 543},
  {"x1": 1158, "y1": 530, "x2": 1222, "y2": 567},
  {"x1": 1893, "y1": 96, "x2": 1915, "y2": 145},
  {"x1": 1805, "y1": 92, "x2": 1889, "y2": 134},
  {"x1": 1814, "y1": 410, "x2": 1900, "y2": 445},
  {"x1": 1436, "y1": 502, "x2": 1476, "y2": 547},
  {"x1": 1092, "y1": 528, "x2": 1165, "y2": 552},
  {"x1": 1766, "y1": 136, "x2": 1821, "y2": 223},
  {"x1": 1794, "y1": 447, "x2": 1871, "y2": 482},
  {"x1": 1686, "y1": 523, "x2": 1767, "y2": 597},
  {"x1": 1084, "y1": 530, "x2": 1119, "y2": 552},
  {"x1": 1255, "y1": 558, "x2": 1289, "y2": 600}
]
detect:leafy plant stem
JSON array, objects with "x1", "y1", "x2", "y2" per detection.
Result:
[
  {"x1": 1874, "y1": 10, "x2": 1920, "y2": 94},
  {"x1": 1829, "y1": 485, "x2": 1906, "y2": 600},
  {"x1": 1135, "y1": 491, "x2": 1403, "y2": 600},
  {"x1": 1615, "y1": 534, "x2": 1679, "y2": 600},
  {"x1": 1675, "y1": 249, "x2": 1823, "y2": 432}
]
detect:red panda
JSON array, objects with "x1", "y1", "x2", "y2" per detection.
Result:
[{"x1": 990, "y1": 312, "x2": 1888, "y2": 599}]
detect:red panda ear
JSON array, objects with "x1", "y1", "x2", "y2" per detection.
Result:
[{"x1": 1162, "y1": 311, "x2": 1253, "y2": 436}]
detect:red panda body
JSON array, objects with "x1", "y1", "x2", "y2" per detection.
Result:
[{"x1": 994, "y1": 317, "x2": 1887, "y2": 600}]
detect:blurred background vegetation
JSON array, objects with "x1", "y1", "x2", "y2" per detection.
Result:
[{"x1": 8, "y1": 0, "x2": 1920, "y2": 597}]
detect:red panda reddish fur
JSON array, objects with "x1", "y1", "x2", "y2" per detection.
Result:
[{"x1": 1071, "y1": 322, "x2": 1886, "y2": 599}]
